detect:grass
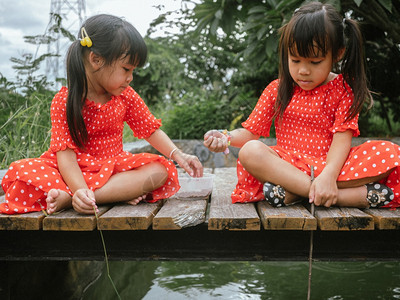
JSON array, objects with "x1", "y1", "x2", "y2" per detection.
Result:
[
  {"x1": 0, "y1": 93, "x2": 52, "y2": 169},
  {"x1": 0, "y1": 92, "x2": 139, "y2": 169}
]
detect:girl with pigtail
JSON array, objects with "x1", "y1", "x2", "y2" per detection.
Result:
[
  {"x1": 204, "y1": 2, "x2": 400, "y2": 209},
  {"x1": 1, "y1": 14, "x2": 203, "y2": 215}
]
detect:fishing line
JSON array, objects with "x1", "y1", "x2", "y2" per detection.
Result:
[
  {"x1": 307, "y1": 165, "x2": 315, "y2": 300},
  {"x1": 94, "y1": 207, "x2": 122, "y2": 300}
]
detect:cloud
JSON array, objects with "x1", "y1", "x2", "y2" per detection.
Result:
[
  {"x1": 0, "y1": 2, "x2": 48, "y2": 33},
  {"x1": 0, "y1": 0, "x2": 182, "y2": 80}
]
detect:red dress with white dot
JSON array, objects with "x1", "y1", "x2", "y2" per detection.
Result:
[
  {"x1": 233, "y1": 75, "x2": 400, "y2": 208},
  {"x1": 1, "y1": 86, "x2": 179, "y2": 214}
]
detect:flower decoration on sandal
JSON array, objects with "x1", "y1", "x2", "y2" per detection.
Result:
[
  {"x1": 366, "y1": 183, "x2": 394, "y2": 208},
  {"x1": 80, "y1": 27, "x2": 93, "y2": 48},
  {"x1": 263, "y1": 182, "x2": 286, "y2": 207}
]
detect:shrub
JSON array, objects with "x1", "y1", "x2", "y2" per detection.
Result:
[{"x1": 161, "y1": 93, "x2": 233, "y2": 139}]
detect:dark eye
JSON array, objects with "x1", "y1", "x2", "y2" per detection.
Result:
[
  {"x1": 311, "y1": 61, "x2": 322, "y2": 65},
  {"x1": 123, "y1": 68, "x2": 130, "y2": 72},
  {"x1": 291, "y1": 59, "x2": 300, "y2": 63}
]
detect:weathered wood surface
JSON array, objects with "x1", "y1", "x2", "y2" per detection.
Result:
[
  {"x1": 1, "y1": 167, "x2": 400, "y2": 261},
  {"x1": 0, "y1": 211, "x2": 45, "y2": 230},
  {"x1": 257, "y1": 202, "x2": 317, "y2": 230},
  {"x1": 364, "y1": 208, "x2": 400, "y2": 230},
  {"x1": 152, "y1": 168, "x2": 212, "y2": 230},
  {"x1": 314, "y1": 207, "x2": 374, "y2": 231},
  {"x1": 153, "y1": 198, "x2": 208, "y2": 230},
  {"x1": 98, "y1": 202, "x2": 162, "y2": 230},
  {"x1": 208, "y1": 168, "x2": 260, "y2": 231},
  {"x1": 0, "y1": 195, "x2": 45, "y2": 230},
  {"x1": 43, "y1": 206, "x2": 110, "y2": 231},
  {"x1": 0, "y1": 167, "x2": 399, "y2": 232}
]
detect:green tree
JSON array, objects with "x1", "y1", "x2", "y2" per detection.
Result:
[{"x1": 182, "y1": 0, "x2": 400, "y2": 136}]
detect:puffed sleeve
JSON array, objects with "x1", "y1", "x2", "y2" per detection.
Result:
[
  {"x1": 241, "y1": 79, "x2": 279, "y2": 137},
  {"x1": 122, "y1": 87, "x2": 162, "y2": 139},
  {"x1": 329, "y1": 79, "x2": 360, "y2": 137},
  {"x1": 49, "y1": 87, "x2": 78, "y2": 152}
]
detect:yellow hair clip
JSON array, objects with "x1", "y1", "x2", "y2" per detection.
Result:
[{"x1": 80, "y1": 27, "x2": 93, "y2": 48}]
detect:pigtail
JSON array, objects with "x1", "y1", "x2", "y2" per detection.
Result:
[
  {"x1": 64, "y1": 14, "x2": 147, "y2": 150},
  {"x1": 341, "y1": 18, "x2": 373, "y2": 120},
  {"x1": 66, "y1": 40, "x2": 88, "y2": 149},
  {"x1": 276, "y1": 23, "x2": 295, "y2": 122}
]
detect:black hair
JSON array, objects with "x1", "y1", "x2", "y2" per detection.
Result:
[
  {"x1": 276, "y1": 1, "x2": 372, "y2": 121},
  {"x1": 66, "y1": 14, "x2": 147, "y2": 149}
]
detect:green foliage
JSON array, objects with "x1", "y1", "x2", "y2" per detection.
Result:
[
  {"x1": 0, "y1": 90, "x2": 52, "y2": 168},
  {"x1": 162, "y1": 93, "x2": 233, "y2": 139},
  {"x1": 185, "y1": 0, "x2": 400, "y2": 136}
]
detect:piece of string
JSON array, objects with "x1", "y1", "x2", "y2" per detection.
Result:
[
  {"x1": 307, "y1": 165, "x2": 315, "y2": 300},
  {"x1": 93, "y1": 207, "x2": 121, "y2": 300}
]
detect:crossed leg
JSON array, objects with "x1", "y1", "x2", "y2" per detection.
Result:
[
  {"x1": 46, "y1": 162, "x2": 168, "y2": 215},
  {"x1": 238, "y1": 140, "x2": 393, "y2": 208}
]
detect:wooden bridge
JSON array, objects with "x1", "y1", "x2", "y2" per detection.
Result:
[{"x1": 0, "y1": 167, "x2": 399, "y2": 261}]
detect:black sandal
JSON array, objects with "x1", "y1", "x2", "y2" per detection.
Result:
[
  {"x1": 263, "y1": 182, "x2": 286, "y2": 207},
  {"x1": 366, "y1": 183, "x2": 394, "y2": 208}
]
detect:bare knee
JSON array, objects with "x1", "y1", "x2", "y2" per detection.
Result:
[
  {"x1": 143, "y1": 162, "x2": 168, "y2": 192},
  {"x1": 143, "y1": 162, "x2": 168, "y2": 191},
  {"x1": 239, "y1": 140, "x2": 276, "y2": 168}
]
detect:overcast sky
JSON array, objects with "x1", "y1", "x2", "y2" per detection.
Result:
[{"x1": 0, "y1": 0, "x2": 183, "y2": 81}]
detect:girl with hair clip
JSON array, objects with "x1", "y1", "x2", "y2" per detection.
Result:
[
  {"x1": 204, "y1": 2, "x2": 400, "y2": 209},
  {"x1": 1, "y1": 14, "x2": 203, "y2": 215}
]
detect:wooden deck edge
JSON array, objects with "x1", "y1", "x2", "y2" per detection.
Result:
[
  {"x1": 364, "y1": 208, "x2": 400, "y2": 230},
  {"x1": 257, "y1": 202, "x2": 317, "y2": 231},
  {"x1": 1, "y1": 228, "x2": 399, "y2": 261},
  {"x1": 315, "y1": 207, "x2": 375, "y2": 231},
  {"x1": 98, "y1": 202, "x2": 162, "y2": 230}
]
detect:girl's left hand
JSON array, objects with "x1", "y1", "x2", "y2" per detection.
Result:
[
  {"x1": 173, "y1": 150, "x2": 203, "y2": 177},
  {"x1": 309, "y1": 171, "x2": 338, "y2": 207},
  {"x1": 72, "y1": 188, "x2": 98, "y2": 214}
]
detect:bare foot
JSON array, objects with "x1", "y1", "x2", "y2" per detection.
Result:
[
  {"x1": 125, "y1": 193, "x2": 153, "y2": 205},
  {"x1": 46, "y1": 189, "x2": 72, "y2": 214},
  {"x1": 126, "y1": 194, "x2": 146, "y2": 205}
]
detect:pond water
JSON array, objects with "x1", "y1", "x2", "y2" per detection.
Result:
[{"x1": 83, "y1": 261, "x2": 400, "y2": 299}]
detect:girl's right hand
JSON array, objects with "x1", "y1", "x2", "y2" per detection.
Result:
[
  {"x1": 173, "y1": 151, "x2": 203, "y2": 178},
  {"x1": 72, "y1": 188, "x2": 98, "y2": 214},
  {"x1": 203, "y1": 130, "x2": 229, "y2": 153}
]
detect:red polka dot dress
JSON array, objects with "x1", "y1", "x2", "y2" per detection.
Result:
[
  {"x1": 232, "y1": 75, "x2": 400, "y2": 208},
  {"x1": 0, "y1": 86, "x2": 179, "y2": 214}
]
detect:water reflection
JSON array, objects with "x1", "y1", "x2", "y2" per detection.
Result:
[{"x1": 83, "y1": 261, "x2": 400, "y2": 299}]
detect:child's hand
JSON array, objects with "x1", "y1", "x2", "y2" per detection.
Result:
[
  {"x1": 173, "y1": 151, "x2": 203, "y2": 177},
  {"x1": 203, "y1": 130, "x2": 229, "y2": 153},
  {"x1": 309, "y1": 172, "x2": 338, "y2": 207},
  {"x1": 72, "y1": 188, "x2": 98, "y2": 214}
]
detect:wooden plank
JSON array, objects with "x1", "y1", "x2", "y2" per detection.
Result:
[
  {"x1": 43, "y1": 206, "x2": 110, "y2": 231},
  {"x1": 0, "y1": 211, "x2": 45, "y2": 230},
  {"x1": 364, "y1": 208, "x2": 400, "y2": 230},
  {"x1": 208, "y1": 168, "x2": 260, "y2": 231},
  {"x1": 257, "y1": 202, "x2": 317, "y2": 230},
  {"x1": 315, "y1": 207, "x2": 374, "y2": 231},
  {"x1": 98, "y1": 202, "x2": 162, "y2": 230},
  {"x1": 152, "y1": 198, "x2": 208, "y2": 230},
  {"x1": 152, "y1": 168, "x2": 212, "y2": 230},
  {"x1": 0, "y1": 195, "x2": 45, "y2": 230}
]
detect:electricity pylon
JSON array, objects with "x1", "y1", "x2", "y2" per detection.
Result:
[{"x1": 45, "y1": 0, "x2": 86, "y2": 81}]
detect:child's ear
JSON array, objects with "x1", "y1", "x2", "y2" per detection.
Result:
[
  {"x1": 88, "y1": 51, "x2": 104, "y2": 70},
  {"x1": 336, "y1": 47, "x2": 345, "y2": 62}
]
